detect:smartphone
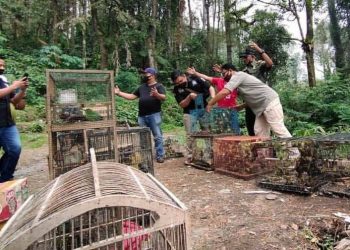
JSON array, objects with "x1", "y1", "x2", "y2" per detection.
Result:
[{"x1": 22, "y1": 73, "x2": 29, "y2": 81}]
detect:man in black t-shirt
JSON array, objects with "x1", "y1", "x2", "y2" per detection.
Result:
[
  {"x1": 170, "y1": 69, "x2": 215, "y2": 164},
  {"x1": 115, "y1": 68, "x2": 166, "y2": 163}
]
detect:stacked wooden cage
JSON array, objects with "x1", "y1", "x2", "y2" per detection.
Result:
[
  {"x1": 116, "y1": 127, "x2": 154, "y2": 175},
  {"x1": 46, "y1": 70, "x2": 117, "y2": 179},
  {"x1": 0, "y1": 159, "x2": 190, "y2": 249}
]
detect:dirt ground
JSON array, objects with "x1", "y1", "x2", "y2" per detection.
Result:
[{"x1": 16, "y1": 145, "x2": 350, "y2": 250}]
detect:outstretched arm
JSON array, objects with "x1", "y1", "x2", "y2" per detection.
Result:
[
  {"x1": 249, "y1": 42, "x2": 273, "y2": 68},
  {"x1": 206, "y1": 88, "x2": 230, "y2": 112},
  {"x1": 114, "y1": 86, "x2": 137, "y2": 100},
  {"x1": 186, "y1": 67, "x2": 214, "y2": 82}
]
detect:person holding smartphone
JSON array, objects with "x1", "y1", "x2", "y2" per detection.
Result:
[
  {"x1": 115, "y1": 67, "x2": 166, "y2": 163},
  {"x1": 0, "y1": 57, "x2": 29, "y2": 182}
]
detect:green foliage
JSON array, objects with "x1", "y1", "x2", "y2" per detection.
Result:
[
  {"x1": 115, "y1": 67, "x2": 141, "y2": 93},
  {"x1": 38, "y1": 46, "x2": 83, "y2": 69},
  {"x1": 20, "y1": 133, "x2": 47, "y2": 149},
  {"x1": 28, "y1": 121, "x2": 45, "y2": 133},
  {"x1": 0, "y1": 32, "x2": 8, "y2": 46},
  {"x1": 115, "y1": 98, "x2": 138, "y2": 126},
  {"x1": 14, "y1": 106, "x2": 45, "y2": 123},
  {"x1": 278, "y1": 74, "x2": 350, "y2": 135},
  {"x1": 161, "y1": 90, "x2": 183, "y2": 129}
]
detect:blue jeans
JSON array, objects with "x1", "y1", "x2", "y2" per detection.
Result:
[
  {"x1": 138, "y1": 112, "x2": 164, "y2": 160},
  {"x1": 0, "y1": 125, "x2": 21, "y2": 182}
]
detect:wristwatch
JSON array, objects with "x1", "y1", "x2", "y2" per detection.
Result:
[{"x1": 260, "y1": 50, "x2": 265, "y2": 54}]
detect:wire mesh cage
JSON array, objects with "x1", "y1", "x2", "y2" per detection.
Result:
[
  {"x1": 46, "y1": 70, "x2": 115, "y2": 126},
  {"x1": 0, "y1": 160, "x2": 190, "y2": 250},
  {"x1": 314, "y1": 133, "x2": 350, "y2": 176},
  {"x1": 46, "y1": 70, "x2": 118, "y2": 179},
  {"x1": 257, "y1": 134, "x2": 350, "y2": 195},
  {"x1": 49, "y1": 127, "x2": 116, "y2": 179},
  {"x1": 189, "y1": 134, "x2": 235, "y2": 171},
  {"x1": 116, "y1": 127, "x2": 154, "y2": 175},
  {"x1": 164, "y1": 136, "x2": 185, "y2": 159},
  {"x1": 256, "y1": 137, "x2": 323, "y2": 195},
  {"x1": 190, "y1": 107, "x2": 240, "y2": 135},
  {"x1": 213, "y1": 136, "x2": 271, "y2": 180}
]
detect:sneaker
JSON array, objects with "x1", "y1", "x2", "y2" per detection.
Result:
[{"x1": 156, "y1": 157, "x2": 164, "y2": 163}]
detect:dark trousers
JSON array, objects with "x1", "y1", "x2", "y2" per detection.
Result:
[{"x1": 245, "y1": 107, "x2": 256, "y2": 136}]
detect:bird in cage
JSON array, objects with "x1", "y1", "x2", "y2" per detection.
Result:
[
  {"x1": 59, "y1": 105, "x2": 86, "y2": 122},
  {"x1": 138, "y1": 163, "x2": 149, "y2": 173}
]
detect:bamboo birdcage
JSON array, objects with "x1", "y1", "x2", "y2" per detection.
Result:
[
  {"x1": 0, "y1": 150, "x2": 190, "y2": 250},
  {"x1": 46, "y1": 70, "x2": 117, "y2": 179}
]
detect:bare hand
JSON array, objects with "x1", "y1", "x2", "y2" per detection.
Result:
[
  {"x1": 249, "y1": 42, "x2": 260, "y2": 51},
  {"x1": 150, "y1": 87, "x2": 159, "y2": 97},
  {"x1": 206, "y1": 104, "x2": 213, "y2": 113},
  {"x1": 114, "y1": 86, "x2": 121, "y2": 95},
  {"x1": 186, "y1": 67, "x2": 196, "y2": 75},
  {"x1": 12, "y1": 79, "x2": 28, "y2": 90},
  {"x1": 189, "y1": 93, "x2": 197, "y2": 100},
  {"x1": 233, "y1": 103, "x2": 246, "y2": 111},
  {"x1": 212, "y1": 64, "x2": 222, "y2": 73}
]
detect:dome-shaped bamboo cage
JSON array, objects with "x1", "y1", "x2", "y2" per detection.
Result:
[{"x1": 0, "y1": 152, "x2": 190, "y2": 250}]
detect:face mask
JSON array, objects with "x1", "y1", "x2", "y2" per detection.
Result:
[
  {"x1": 223, "y1": 73, "x2": 232, "y2": 82},
  {"x1": 143, "y1": 75, "x2": 152, "y2": 82},
  {"x1": 0, "y1": 69, "x2": 4, "y2": 75}
]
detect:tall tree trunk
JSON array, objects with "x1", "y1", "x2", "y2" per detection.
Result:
[
  {"x1": 215, "y1": 0, "x2": 221, "y2": 58},
  {"x1": 224, "y1": 0, "x2": 233, "y2": 63},
  {"x1": 69, "y1": 0, "x2": 76, "y2": 53},
  {"x1": 175, "y1": 0, "x2": 186, "y2": 67},
  {"x1": 0, "y1": 9, "x2": 2, "y2": 31},
  {"x1": 204, "y1": 0, "x2": 211, "y2": 55},
  {"x1": 327, "y1": 0, "x2": 345, "y2": 70},
  {"x1": 113, "y1": 33, "x2": 120, "y2": 73},
  {"x1": 81, "y1": 0, "x2": 87, "y2": 69},
  {"x1": 188, "y1": 0, "x2": 193, "y2": 38},
  {"x1": 125, "y1": 41, "x2": 132, "y2": 68},
  {"x1": 147, "y1": 0, "x2": 157, "y2": 68},
  {"x1": 304, "y1": 0, "x2": 316, "y2": 87},
  {"x1": 52, "y1": 0, "x2": 59, "y2": 43},
  {"x1": 166, "y1": 0, "x2": 173, "y2": 56},
  {"x1": 91, "y1": 0, "x2": 108, "y2": 69},
  {"x1": 212, "y1": 0, "x2": 217, "y2": 58}
]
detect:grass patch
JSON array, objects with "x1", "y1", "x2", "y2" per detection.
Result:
[{"x1": 20, "y1": 133, "x2": 47, "y2": 149}]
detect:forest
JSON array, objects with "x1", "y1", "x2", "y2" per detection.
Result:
[{"x1": 0, "y1": 0, "x2": 349, "y2": 135}]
